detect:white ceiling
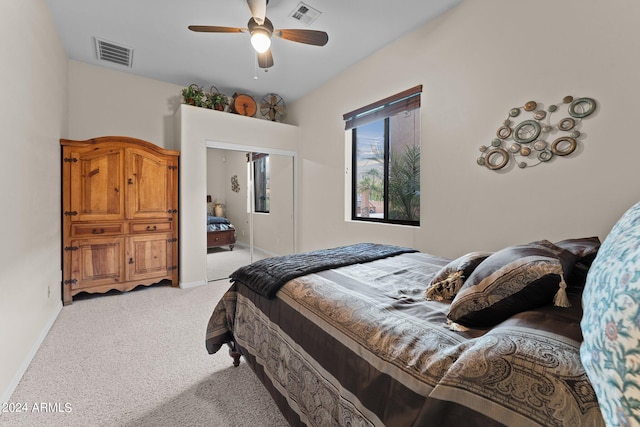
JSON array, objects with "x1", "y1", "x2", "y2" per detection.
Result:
[{"x1": 46, "y1": 0, "x2": 460, "y2": 103}]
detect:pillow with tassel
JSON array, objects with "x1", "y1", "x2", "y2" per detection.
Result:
[
  {"x1": 447, "y1": 240, "x2": 577, "y2": 329},
  {"x1": 425, "y1": 251, "x2": 492, "y2": 301}
]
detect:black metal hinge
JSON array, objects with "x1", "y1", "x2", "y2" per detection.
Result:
[
  {"x1": 167, "y1": 209, "x2": 178, "y2": 214},
  {"x1": 63, "y1": 157, "x2": 78, "y2": 163},
  {"x1": 64, "y1": 211, "x2": 78, "y2": 216},
  {"x1": 63, "y1": 279, "x2": 77, "y2": 285},
  {"x1": 168, "y1": 165, "x2": 178, "y2": 170},
  {"x1": 167, "y1": 238, "x2": 177, "y2": 243},
  {"x1": 168, "y1": 265, "x2": 178, "y2": 271},
  {"x1": 64, "y1": 246, "x2": 79, "y2": 251}
]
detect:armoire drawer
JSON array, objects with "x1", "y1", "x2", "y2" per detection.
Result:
[
  {"x1": 130, "y1": 221, "x2": 173, "y2": 234},
  {"x1": 71, "y1": 223, "x2": 124, "y2": 237}
]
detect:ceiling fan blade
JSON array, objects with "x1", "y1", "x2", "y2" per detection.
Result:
[
  {"x1": 247, "y1": 0, "x2": 267, "y2": 25},
  {"x1": 257, "y1": 50, "x2": 274, "y2": 68},
  {"x1": 188, "y1": 25, "x2": 247, "y2": 33},
  {"x1": 275, "y1": 29, "x2": 328, "y2": 46}
]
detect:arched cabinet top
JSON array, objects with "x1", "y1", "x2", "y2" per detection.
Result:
[{"x1": 60, "y1": 136, "x2": 180, "y2": 157}]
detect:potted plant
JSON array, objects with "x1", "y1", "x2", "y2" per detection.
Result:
[
  {"x1": 181, "y1": 84, "x2": 204, "y2": 107},
  {"x1": 205, "y1": 86, "x2": 229, "y2": 111}
]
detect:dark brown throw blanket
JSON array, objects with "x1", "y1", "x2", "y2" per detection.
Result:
[{"x1": 229, "y1": 243, "x2": 417, "y2": 298}]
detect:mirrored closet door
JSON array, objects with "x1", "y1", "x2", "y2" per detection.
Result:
[{"x1": 206, "y1": 146, "x2": 294, "y2": 281}]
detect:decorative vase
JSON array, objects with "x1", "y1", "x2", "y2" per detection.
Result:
[{"x1": 214, "y1": 204, "x2": 224, "y2": 217}]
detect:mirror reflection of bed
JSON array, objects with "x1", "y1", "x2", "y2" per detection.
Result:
[{"x1": 206, "y1": 147, "x2": 294, "y2": 282}]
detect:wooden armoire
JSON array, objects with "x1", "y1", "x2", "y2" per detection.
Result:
[{"x1": 61, "y1": 136, "x2": 179, "y2": 305}]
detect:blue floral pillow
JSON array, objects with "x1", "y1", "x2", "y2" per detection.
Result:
[{"x1": 581, "y1": 201, "x2": 640, "y2": 427}]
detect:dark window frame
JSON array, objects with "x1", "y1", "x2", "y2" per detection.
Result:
[
  {"x1": 345, "y1": 85, "x2": 422, "y2": 226},
  {"x1": 248, "y1": 152, "x2": 270, "y2": 214}
]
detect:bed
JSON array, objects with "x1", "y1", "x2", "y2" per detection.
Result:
[
  {"x1": 207, "y1": 215, "x2": 236, "y2": 250},
  {"x1": 205, "y1": 202, "x2": 640, "y2": 427}
]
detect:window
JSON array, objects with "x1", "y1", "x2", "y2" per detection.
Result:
[
  {"x1": 343, "y1": 85, "x2": 421, "y2": 226},
  {"x1": 249, "y1": 153, "x2": 270, "y2": 213}
]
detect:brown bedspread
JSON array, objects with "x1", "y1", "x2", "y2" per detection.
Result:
[{"x1": 206, "y1": 252, "x2": 604, "y2": 427}]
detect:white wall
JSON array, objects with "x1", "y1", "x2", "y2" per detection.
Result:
[
  {"x1": 176, "y1": 105, "x2": 298, "y2": 288},
  {"x1": 206, "y1": 148, "x2": 227, "y2": 214},
  {"x1": 0, "y1": 0, "x2": 68, "y2": 402},
  {"x1": 289, "y1": 0, "x2": 640, "y2": 257},
  {"x1": 67, "y1": 61, "x2": 183, "y2": 149}
]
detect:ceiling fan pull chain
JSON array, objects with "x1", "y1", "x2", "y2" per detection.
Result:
[{"x1": 254, "y1": 53, "x2": 258, "y2": 80}]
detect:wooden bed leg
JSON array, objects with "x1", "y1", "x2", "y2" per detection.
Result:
[{"x1": 227, "y1": 342, "x2": 241, "y2": 367}]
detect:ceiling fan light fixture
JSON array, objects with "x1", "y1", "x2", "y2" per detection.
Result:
[{"x1": 250, "y1": 29, "x2": 271, "y2": 53}]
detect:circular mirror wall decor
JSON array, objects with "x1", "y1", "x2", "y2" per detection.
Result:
[
  {"x1": 497, "y1": 126, "x2": 512, "y2": 139},
  {"x1": 538, "y1": 149, "x2": 553, "y2": 162},
  {"x1": 512, "y1": 120, "x2": 541, "y2": 143},
  {"x1": 533, "y1": 140, "x2": 548, "y2": 151},
  {"x1": 520, "y1": 146, "x2": 531, "y2": 156},
  {"x1": 477, "y1": 95, "x2": 597, "y2": 171},
  {"x1": 534, "y1": 110, "x2": 547, "y2": 120},
  {"x1": 569, "y1": 97, "x2": 597, "y2": 118},
  {"x1": 558, "y1": 117, "x2": 575, "y2": 131},
  {"x1": 484, "y1": 148, "x2": 509, "y2": 170},
  {"x1": 551, "y1": 137, "x2": 577, "y2": 156}
]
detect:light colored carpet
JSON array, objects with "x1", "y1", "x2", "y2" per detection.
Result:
[
  {"x1": 207, "y1": 244, "x2": 269, "y2": 281},
  {"x1": 1, "y1": 281, "x2": 288, "y2": 427}
]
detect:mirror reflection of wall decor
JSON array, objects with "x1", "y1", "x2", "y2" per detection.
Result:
[
  {"x1": 231, "y1": 175, "x2": 240, "y2": 192},
  {"x1": 477, "y1": 96, "x2": 597, "y2": 171}
]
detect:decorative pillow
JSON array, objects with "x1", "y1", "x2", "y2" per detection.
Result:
[
  {"x1": 425, "y1": 252, "x2": 491, "y2": 301},
  {"x1": 581, "y1": 201, "x2": 640, "y2": 427},
  {"x1": 554, "y1": 237, "x2": 601, "y2": 289},
  {"x1": 447, "y1": 240, "x2": 577, "y2": 328},
  {"x1": 554, "y1": 236, "x2": 601, "y2": 265}
]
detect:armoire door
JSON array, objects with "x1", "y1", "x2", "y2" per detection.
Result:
[
  {"x1": 66, "y1": 146, "x2": 125, "y2": 222},
  {"x1": 126, "y1": 148, "x2": 178, "y2": 220},
  {"x1": 69, "y1": 237, "x2": 125, "y2": 290},
  {"x1": 126, "y1": 233, "x2": 174, "y2": 282}
]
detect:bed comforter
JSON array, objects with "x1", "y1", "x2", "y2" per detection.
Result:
[
  {"x1": 207, "y1": 215, "x2": 234, "y2": 232},
  {"x1": 206, "y1": 251, "x2": 604, "y2": 427}
]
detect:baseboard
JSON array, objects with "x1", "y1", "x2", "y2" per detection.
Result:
[
  {"x1": 179, "y1": 279, "x2": 207, "y2": 289},
  {"x1": 1, "y1": 301, "x2": 62, "y2": 403}
]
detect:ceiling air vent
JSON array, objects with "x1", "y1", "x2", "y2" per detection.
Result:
[
  {"x1": 94, "y1": 37, "x2": 133, "y2": 67},
  {"x1": 289, "y1": 2, "x2": 321, "y2": 26}
]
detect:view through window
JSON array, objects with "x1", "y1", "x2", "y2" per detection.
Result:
[{"x1": 345, "y1": 86, "x2": 421, "y2": 226}]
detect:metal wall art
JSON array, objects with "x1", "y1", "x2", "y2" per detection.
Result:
[
  {"x1": 231, "y1": 175, "x2": 240, "y2": 193},
  {"x1": 477, "y1": 96, "x2": 597, "y2": 171}
]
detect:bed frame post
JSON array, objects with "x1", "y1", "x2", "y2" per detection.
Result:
[{"x1": 227, "y1": 341, "x2": 241, "y2": 367}]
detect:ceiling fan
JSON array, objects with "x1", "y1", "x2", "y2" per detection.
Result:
[{"x1": 188, "y1": 0, "x2": 329, "y2": 69}]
